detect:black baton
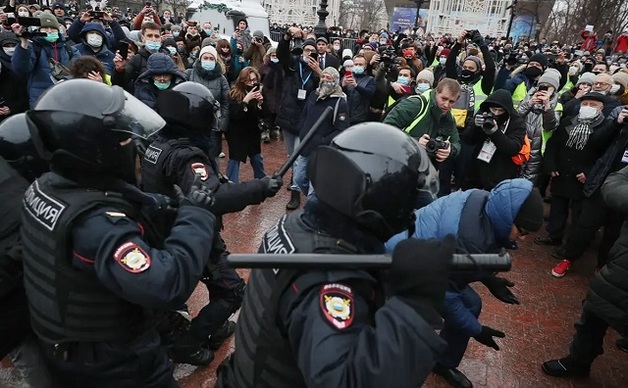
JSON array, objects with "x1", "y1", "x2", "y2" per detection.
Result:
[
  {"x1": 227, "y1": 252, "x2": 512, "y2": 272},
  {"x1": 274, "y1": 106, "x2": 334, "y2": 178}
]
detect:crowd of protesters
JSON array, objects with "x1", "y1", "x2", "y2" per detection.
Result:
[{"x1": 2, "y1": 1, "x2": 628, "y2": 386}]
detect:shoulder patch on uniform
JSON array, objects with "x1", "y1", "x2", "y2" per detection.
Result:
[
  {"x1": 144, "y1": 145, "x2": 163, "y2": 165},
  {"x1": 320, "y1": 283, "x2": 354, "y2": 330},
  {"x1": 113, "y1": 242, "x2": 151, "y2": 273},
  {"x1": 262, "y1": 215, "x2": 296, "y2": 255},
  {"x1": 190, "y1": 162, "x2": 209, "y2": 181},
  {"x1": 23, "y1": 180, "x2": 67, "y2": 231}
]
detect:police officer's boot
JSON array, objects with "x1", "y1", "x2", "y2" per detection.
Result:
[
  {"x1": 206, "y1": 320, "x2": 237, "y2": 350},
  {"x1": 286, "y1": 190, "x2": 301, "y2": 210},
  {"x1": 169, "y1": 330, "x2": 215, "y2": 366}
]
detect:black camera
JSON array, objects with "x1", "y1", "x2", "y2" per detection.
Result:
[
  {"x1": 538, "y1": 85, "x2": 549, "y2": 92},
  {"x1": 482, "y1": 113, "x2": 496, "y2": 131},
  {"x1": 465, "y1": 29, "x2": 480, "y2": 41},
  {"x1": 378, "y1": 45, "x2": 396, "y2": 65},
  {"x1": 425, "y1": 136, "x2": 448, "y2": 155}
]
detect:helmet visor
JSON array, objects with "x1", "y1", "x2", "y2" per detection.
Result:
[{"x1": 112, "y1": 91, "x2": 166, "y2": 139}]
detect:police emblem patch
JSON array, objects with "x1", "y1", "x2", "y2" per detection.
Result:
[
  {"x1": 144, "y1": 145, "x2": 162, "y2": 165},
  {"x1": 320, "y1": 283, "x2": 354, "y2": 330},
  {"x1": 113, "y1": 242, "x2": 151, "y2": 273},
  {"x1": 190, "y1": 162, "x2": 209, "y2": 181}
]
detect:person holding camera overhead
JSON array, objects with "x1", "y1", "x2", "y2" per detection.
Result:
[{"x1": 461, "y1": 89, "x2": 527, "y2": 191}]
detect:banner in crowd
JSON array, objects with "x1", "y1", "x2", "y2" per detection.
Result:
[
  {"x1": 390, "y1": 7, "x2": 429, "y2": 34},
  {"x1": 511, "y1": 14, "x2": 537, "y2": 43}
]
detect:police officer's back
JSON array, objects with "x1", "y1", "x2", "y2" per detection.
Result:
[
  {"x1": 20, "y1": 79, "x2": 218, "y2": 387},
  {"x1": 217, "y1": 123, "x2": 455, "y2": 388}
]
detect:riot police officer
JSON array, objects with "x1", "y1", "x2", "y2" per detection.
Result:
[
  {"x1": 20, "y1": 79, "x2": 218, "y2": 387},
  {"x1": 216, "y1": 123, "x2": 455, "y2": 388},
  {"x1": 141, "y1": 82, "x2": 283, "y2": 365}
]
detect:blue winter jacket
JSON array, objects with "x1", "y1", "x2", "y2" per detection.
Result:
[
  {"x1": 503, "y1": 72, "x2": 532, "y2": 96},
  {"x1": 385, "y1": 178, "x2": 534, "y2": 336},
  {"x1": 133, "y1": 53, "x2": 187, "y2": 109},
  {"x1": 12, "y1": 37, "x2": 79, "y2": 107},
  {"x1": 74, "y1": 23, "x2": 116, "y2": 74}
]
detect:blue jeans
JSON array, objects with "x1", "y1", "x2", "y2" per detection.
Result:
[
  {"x1": 282, "y1": 129, "x2": 300, "y2": 191},
  {"x1": 294, "y1": 155, "x2": 316, "y2": 197},
  {"x1": 226, "y1": 154, "x2": 265, "y2": 183},
  {"x1": 438, "y1": 286, "x2": 483, "y2": 368}
]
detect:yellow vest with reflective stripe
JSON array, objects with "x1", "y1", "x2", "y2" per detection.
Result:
[
  {"x1": 403, "y1": 90, "x2": 432, "y2": 134},
  {"x1": 472, "y1": 80, "x2": 489, "y2": 112},
  {"x1": 512, "y1": 82, "x2": 528, "y2": 108},
  {"x1": 541, "y1": 102, "x2": 562, "y2": 155}
]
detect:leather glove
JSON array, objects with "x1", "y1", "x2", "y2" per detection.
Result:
[
  {"x1": 388, "y1": 235, "x2": 456, "y2": 324},
  {"x1": 473, "y1": 325, "x2": 505, "y2": 350},
  {"x1": 141, "y1": 192, "x2": 178, "y2": 219},
  {"x1": 261, "y1": 175, "x2": 283, "y2": 197},
  {"x1": 481, "y1": 276, "x2": 520, "y2": 305},
  {"x1": 173, "y1": 175, "x2": 215, "y2": 211}
]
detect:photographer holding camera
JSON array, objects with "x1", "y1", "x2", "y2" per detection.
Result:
[
  {"x1": 243, "y1": 30, "x2": 270, "y2": 69},
  {"x1": 384, "y1": 78, "x2": 461, "y2": 165},
  {"x1": 67, "y1": 7, "x2": 126, "y2": 51},
  {"x1": 461, "y1": 89, "x2": 527, "y2": 191}
]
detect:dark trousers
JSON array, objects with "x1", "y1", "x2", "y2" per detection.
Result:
[
  {"x1": 437, "y1": 142, "x2": 473, "y2": 197},
  {"x1": 438, "y1": 286, "x2": 482, "y2": 368},
  {"x1": 190, "y1": 250, "x2": 245, "y2": 340},
  {"x1": 563, "y1": 190, "x2": 624, "y2": 267},
  {"x1": 569, "y1": 309, "x2": 608, "y2": 368},
  {"x1": 546, "y1": 195, "x2": 583, "y2": 241},
  {"x1": 0, "y1": 288, "x2": 31, "y2": 358}
]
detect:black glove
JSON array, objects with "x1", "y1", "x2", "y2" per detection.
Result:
[
  {"x1": 261, "y1": 175, "x2": 283, "y2": 197},
  {"x1": 472, "y1": 30, "x2": 485, "y2": 46},
  {"x1": 481, "y1": 276, "x2": 520, "y2": 305},
  {"x1": 388, "y1": 235, "x2": 456, "y2": 324},
  {"x1": 473, "y1": 325, "x2": 505, "y2": 350},
  {"x1": 173, "y1": 175, "x2": 215, "y2": 211}
]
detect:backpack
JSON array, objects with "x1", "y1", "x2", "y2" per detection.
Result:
[{"x1": 512, "y1": 135, "x2": 531, "y2": 165}]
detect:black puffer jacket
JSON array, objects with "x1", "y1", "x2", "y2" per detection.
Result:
[
  {"x1": 0, "y1": 33, "x2": 28, "y2": 123},
  {"x1": 461, "y1": 89, "x2": 527, "y2": 190},
  {"x1": 275, "y1": 38, "x2": 319, "y2": 135},
  {"x1": 584, "y1": 166, "x2": 628, "y2": 334}
]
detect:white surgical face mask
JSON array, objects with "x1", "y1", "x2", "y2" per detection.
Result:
[
  {"x1": 439, "y1": 57, "x2": 447, "y2": 66},
  {"x1": 611, "y1": 84, "x2": 621, "y2": 94},
  {"x1": 18, "y1": 11, "x2": 29, "y2": 17},
  {"x1": 569, "y1": 66, "x2": 579, "y2": 76},
  {"x1": 86, "y1": 33, "x2": 103, "y2": 48},
  {"x1": 579, "y1": 105, "x2": 599, "y2": 120},
  {"x1": 3, "y1": 47, "x2": 15, "y2": 56}
]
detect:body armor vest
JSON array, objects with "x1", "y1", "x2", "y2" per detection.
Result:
[
  {"x1": 232, "y1": 210, "x2": 360, "y2": 388},
  {"x1": 21, "y1": 174, "x2": 150, "y2": 343}
]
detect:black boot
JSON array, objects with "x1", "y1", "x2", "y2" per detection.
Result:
[
  {"x1": 433, "y1": 364, "x2": 473, "y2": 388},
  {"x1": 169, "y1": 330, "x2": 215, "y2": 366},
  {"x1": 286, "y1": 190, "x2": 301, "y2": 210},
  {"x1": 542, "y1": 357, "x2": 590, "y2": 378},
  {"x1": 206, "y1": 320, "x2": 237, "y2": 350}
]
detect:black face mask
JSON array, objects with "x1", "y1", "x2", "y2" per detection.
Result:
[
  {"x1": 583, "y1": 63, "x2": 594, "y2": 72},
  {"x1": 245, "y1": 83, "x2": 259, "y2": 92},
  {"x1": 524, "y1": 66, "x2": 543, "y2": 79},
  {"x1": 460, "y1": 69, "x2": 480, "y2": 83}
]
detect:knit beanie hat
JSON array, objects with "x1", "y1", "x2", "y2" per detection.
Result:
[
  {"x1": 252, "y1": 30, "x2": 264, "y2": 38},
  {"x1": 342, "y1": 48, "x2": 353, "y2": 60},
  {"x1": 39, "y1": 13, "x2": 60, "y2": 29},
  {"x1": 513, "y1": 188, "x2": 544, "y2": 232},
  {"x1": 613, "y1": 71, "x2": 628, "y2": 89},
  {"x1": 302, "y1": 38, "x2": 317, "y2": 51},
  {"x1": 200, "y1": 44, "x2": 218, "y2": 59},
  {"x1": 439, "y1": 48, "x2": 451, "y2": 57},
  {"x1": 577, "y1": 72, "x2": 596, "y2": 86},
  {"x1": 529, "y1": 53, "x2": 548, "y2": 70},
  {"x1": 537, "y1": 70, "x2": 560, "y2": 91},
  {"x1": 417, "y1": 69, "x2": 435, "y2": 87},
  {"x1": 343, "y1": 59, "x2": 354, "y2": 68},
  {"x1": 463, "y1": 55, "x2": 483, "y2": 71}
]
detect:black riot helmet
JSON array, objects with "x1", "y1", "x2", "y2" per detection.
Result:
[
  {"x1": 0, "y1": 113, "x2": 48, "y2": 182},
  {"x1": 156, "y1": 81, "x2": 219, "y2": 132},
  {"x1": 25, "y1": 79, "x2": 165, "y2": 181},
  {"x1": 307, "y1": 122, "x2": 438, "y2": 241}
]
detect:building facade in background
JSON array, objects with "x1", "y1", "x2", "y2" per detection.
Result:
[{"x1": 262, "y1": 0, "x2": 342, "y2": 27}]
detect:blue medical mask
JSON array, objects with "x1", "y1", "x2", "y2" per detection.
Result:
[
  {"x1": 172, "y1": 31, "x2": 180, "y2": 37},
  {"x1": 352, "y1": 66, "x2": 364, "y2": 75},
  {"x1": 45, "y1": 32, "x2": 59, "y2": 43},
  {"x1": 416, "y1": 83, "x2": 430, "y2": 93},
  {"x1": 154, "y1": 80, "x2": 171, "y2": 90},
  {"x1": 201, "y1": 60, "x2": 216, "y2": 71},
  {"x1": 396, "y1": 76, "x2": 410, "y2": 85},
  {"x1": 271, "y1": 58, "x2": 279, "y2": 63},
  {"x1": 204, "y1": 29, "x2": 212, "y2": 36},
  {"x1": 145, "y1": 41, "x2": 161, "y2": 52},
  {"x1": 167, "y1": 46, "x2": 177, "y2": 55}
]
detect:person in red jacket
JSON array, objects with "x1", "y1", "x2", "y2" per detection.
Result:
[
  {"x1": 581, "y1": 30, "x2": 598, "y2": 52},
  {"x1": 615, "y1": 30, "x2": 628, "y2": 54}
]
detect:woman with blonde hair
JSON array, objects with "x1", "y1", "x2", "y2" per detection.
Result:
[
  {"x1": 225, "y1": 67, "x2": 266, "y2": 182},
  {"x1": 185, "y1": 44, "x2": 230, "y2": 164}
]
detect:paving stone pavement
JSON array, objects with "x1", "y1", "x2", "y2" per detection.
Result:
[{"x1": 2, "y1": 137, "x2": 628, "y2": 387}]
